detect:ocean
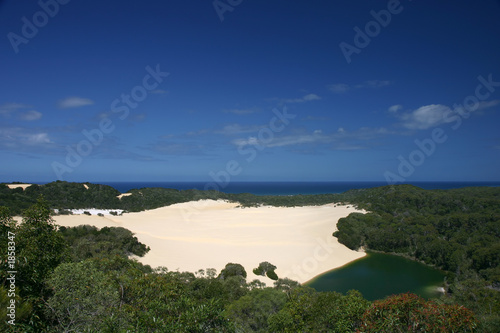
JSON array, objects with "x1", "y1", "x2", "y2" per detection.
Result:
[{"x1": 99, "y1": 181, "x2": 500, "y2": 195}]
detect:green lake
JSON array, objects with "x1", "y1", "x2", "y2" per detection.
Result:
[{"x1": 306, "y1": 252, "x2": 446, "y2": 301}]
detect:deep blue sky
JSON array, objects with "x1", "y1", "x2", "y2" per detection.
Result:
[{"x1": 1, "y1": 0, "x2": 499, "y2": 183}]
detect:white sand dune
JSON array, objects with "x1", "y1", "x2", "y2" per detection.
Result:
[
  {"x1": 7, "y1": 184, "x2": 32, "y2": 190},
  {"x1": 117, "y1": 193, "x2": 132, "y2": 199},
  {"x1": 53, "y1": 200, "x2": 365, "y2": 284}
]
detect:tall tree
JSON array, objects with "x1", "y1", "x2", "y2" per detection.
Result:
[{"x1": 15, "y1": 197, "x2": 68, "y2": 298}]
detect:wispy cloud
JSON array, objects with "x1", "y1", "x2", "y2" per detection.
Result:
[
  {"x1": 214, "y1": 124, "x2": 263, "y2": 135},
  {"x1": 275, "y1": 93, "x2": 321, "y2": 104},
  {"x1": 327, "y1": 80, "x2": 391, "y2": 94},
  {"x1": 388, "y1": 104, "x2": 403, "y2": 113},
  {"x1": 0, "y1": 103, "x2": 43, "y2": 122},
  {"x1": 58, "y1": 96, "x2": 94, "y2": 109},
  {"x1": 232, "y1": 127, "x2": 391, "y2": 151},
  {"x1": 469, "y1": 100, "x2": 500, "y2": 111},
  {"x1": 0, "y1": 103, "x2": 31, "y2": 116},
  {"x1": 0, "y1": 127, "x2": 53, "y2": 151},
  {"x1": 397, "y1": 104, "x2": 453, "y2": 130},
  {"x1": 392, "y1": 100, "x2": 500, "y2": 130},
  {"x1": 327, "y1": 84, "x2": 350, "y2": 94},
  {"x1": 19, "y1": 110, "x2": 42, "y2": 121},
  {"x1": 146, "y1": 143, "x2": 206, "y2": 155},
  {"x1": 185, "y1": 123, "x2": 264, "y2": 137}
]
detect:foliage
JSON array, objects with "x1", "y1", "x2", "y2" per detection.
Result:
[
  {"x1": 253, "y1": 261, "x2": 279, "y2": 280},
  {"x1": 266, "y1": 269, "x2": 279, "y2": 281},
  {"x1": 442, "y1": 277, "x2": 500, "y2": 332},
  {"x1": 219, "y1": 262, "x2": 247, "y2": 280},
  {"x1": 0, "y1": 207, "x2": 16, "y2": 283},
  {"x1": 58, "y1": 224, "x2": 150, "y2": 262},
  {"x1": 360, "y1": 293, "x2": 478, "y2": 332},
  {"x1": 121, "y1": 269, "x2": 233, "y2": 332},
  {"x1": 268, "y1": 287, "x2": 370, "y2": 332},
  {"x1": 13, "y1": 198, "x2": 68, "y2": 298},
  {"x1": 224, "y1": 288, "x2": 287, "y2": 332},
  {"x1": 273, "y1": 278, "x2": 301, "y2": 295},
  {"x1": 0, "y1": 286, "x2": 32, "y2": 331},
  {"x1": 44, "y1": 260, "x2": 121, "y2": 332}
]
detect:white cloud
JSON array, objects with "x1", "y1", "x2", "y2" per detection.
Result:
[
  {"x1": 468, "y1": 100, "x2": 500, "y2": 112},
  {"x1": 395, "y1": 100, "x2": 499, "y2": 130},
  {"x1": 282, "y1": 93, "x2": 321, "y2": 104},
  {"x1": 58, "y1": 96, "x2": 94, "y2": 108},
  {"x1": 26, "y1": 133, "x2": 51, "y2": 144},
  {"x1": 0, "y1": 103, "x2": 33, "y2": 117},
  {"x1": 399, "y1": 104, "x2": 453, "y2": 130},
  {"x1": 302, "y1": 93, "x2": 321, "y2": 101},
  {"x1": 0, "y1": 103, "x2": 42, "y2": 121},
  {"x1": 20, "y1": 110, "x2": 42, "y2": 121},
  {"x1": 0, "y1": 127, "x2": 53, "y2": 149},
  {"x1": 388, "y1": 104, "x2": 403, "y2": 113}
]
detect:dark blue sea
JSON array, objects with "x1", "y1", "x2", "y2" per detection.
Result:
[{"x1": 99, "y1": 181, "x2": 500, "y2": 195}]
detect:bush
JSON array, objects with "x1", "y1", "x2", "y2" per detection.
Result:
[
  {"x1": 266, "y1": 269, "x2": 279, "y2": 281},
  {"x1": 253, "y1": 267, "x2": 264, "y2": 276},
  {"x1": 360, "y1": 293, "x2": 478, "y2": 332},
  {"x1": 219, "y1": 263, "x2": 247, "y2": 280}
]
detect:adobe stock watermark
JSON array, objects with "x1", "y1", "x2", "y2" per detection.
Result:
[
  {"x1": 7, "y1": 0, "x2": 71, "y2": 54},
  {"x1": 384, "y1": 74, "x2": 500, "y2": 185},
  {"x1": 180, "y1": 106, "x2": 296, "y2": 222},
  {"x1": 51, "y1": 64, "x2": 169, "y2": 180},
  {"x1": 339, "y1": 0, "x2": 410, "y2": 64},
  {"x1": 6, "y1": 231, "x2": 17, "y2": 326},
  {"x1": 213, "y1": 0, "x2": 243, "y2": 22}
]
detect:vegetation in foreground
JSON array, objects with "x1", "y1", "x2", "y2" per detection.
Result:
[{"x1": 0, "y1": 182, "x2": 499, "y2": 331}]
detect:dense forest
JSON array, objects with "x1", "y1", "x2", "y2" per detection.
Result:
[
  {"x1": 0, "y1": 181, "x2": 346, "y2": 215},
  {"x1": 1, "y1": 182, "x2": 499, "y2": 331}
]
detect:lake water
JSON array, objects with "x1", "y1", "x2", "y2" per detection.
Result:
[{"x1": 306, "y1": 252, "x2": 446, "y2": 301}]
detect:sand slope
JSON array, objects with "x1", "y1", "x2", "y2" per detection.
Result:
[
  {"x1": 7, "y1": 184, "x2": 32, "y2": 190},
  {"x1": 54, "y1": 200, "x2": 365, "y2": 284}
]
